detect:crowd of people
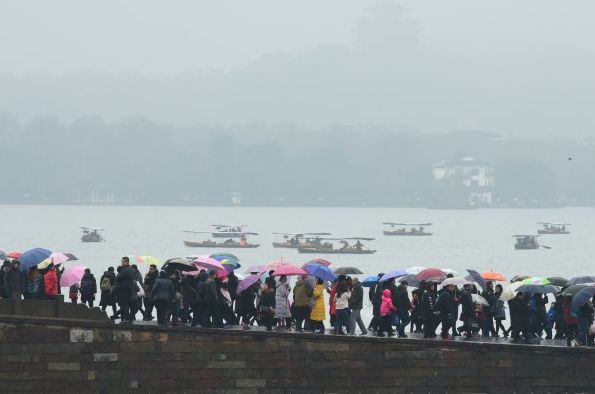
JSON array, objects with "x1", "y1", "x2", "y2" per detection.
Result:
[{"x1": 1, "y1": 257, "x2": 594, "y2": 347}]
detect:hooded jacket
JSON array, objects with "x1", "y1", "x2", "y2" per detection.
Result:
[{"x1": 380, "y1": 289, "x2": 397, "y2": 317}]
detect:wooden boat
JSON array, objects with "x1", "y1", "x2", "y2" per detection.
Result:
[
  {"x1": 297, "y1": 237, "x2": 376, "y2": 254},
  {"x1": 514, "y1": 235, "x2": 540, "y2": 250},
  {"x1": 537, "y1": 222, "x2": 570, "y2": 235},
  {"x1": 183, "y1": 240, "x2": 260, "y2": 248},
  {"x1": 272, "y1": 232, "x2": 330, "y2": 248},
  {"x1": 81, "y1": 227, "x2": 104, "y2": 242},
  {"x1": 383, "y1": 223, "x2": 433, "y2": 236}
]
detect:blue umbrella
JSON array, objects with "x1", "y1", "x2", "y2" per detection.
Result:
[
  {"x1": 20, "y1": 248, "x2": 52, "y2": 271},
  {"x1": 303, "y1": 263, "x2": 336, "y2": 282},
  {"x1": 571, "y1": 286, "x2": 595, "y2": 313},
  {"x1": 380, "y1": 269, "x2": 408, "y2": 282},
  {"x1": 362, "y1": 275, "x2": 379, "y2": 287}
]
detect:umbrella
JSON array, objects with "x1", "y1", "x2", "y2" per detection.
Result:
[
  {"x1": 362, "y1": 275, "x2": 379, "y2": 287},
  {"x1": 333, "y1": 267, "x2": 364, "y2": 275},
  {"x1": 561, "y1": 284, "x2": 592, "y2": 297},
  {"x1": 210, "y1": 253, "x2": 240, "y2": 262},
  {"x1": 481, "y1": 271, "x2": 507, "y2": 282},
  {"x1": 20, "y1": 248, "x2": 52, "y2": 271},
  {"x1": 417, "y1": 268, "x2": 446, "y2": 282},
  {"x1": 306, "y1": 258, "x2": 333, "y2": 267},
  {"x1": 244, "y1": 264, "x2": 268, "y2": 274},
  {"x1": 522, "y1": 277, "x2": 551, "y2": 285},
  {"x1": 441, "y1": 277, "x2": 471, "y2": 287},
  {"x1": 515, "y1": 284, "x2": 560, "y2": 294},
  {"x1": 379, "y1": 269, "x2": 408, "y2": 282},
  {"x1": 271, "y1": 264, "x2": 308, "y2": 276},
  {"x1": 466, "y1": 269, "x2": 487, "y2": 292},
  {"x1": 303, "y1": 263, "x2": 336, "y2": 282},
  {"x1": 236, "y1": 274, "x2": 261, "y2": 295},
  {"x1": 7, "y1": 251, "x2": 22, "y2": 260},
  {"x1": 39, "y1": 252, "x2": 78, "y2": 270},
  {"x1": 547, "y1": 276, "x2": 570, "y2": 287},
  {"x1": 442, "y1": 268, "x2": 462, "y2": 276},
  {"x1": 221, "y1": 260, "x2": 241, "y2": 271},
  {"x1": 139, "y1": 256, "x2": 161, "y2": 266},
  {"x1": 472, "y1": 294, "x2": 489, "y2": 305},
  {"x1": 162, "y1": 258, "x2": 198, "y2": 272},
  {"x1": 571, "y1": 287, "x2": 595, "y2": 313},
  {"x1": 510, "y1": 275, "x2": 530, "y2": 283},
  {"x1": 0, "y1": 250, "x2": 6, "y2": 261},
  {"x1": 60, "y1": 265, "x2": 88, "y2": 287},
  {"x1": 405, "y1": 266, "x2": 426, "y2": 275},
  {"x1": 398, "y1": 274, "x2": 420, "y2": 287},
  {"x1": 192, "y1": 256, "x2": 225, "y2": 271},
  {"x1": 500, "y1": 282, "x2": 524, "y2": 302},
  {"x1": 568, "y1": 276, "x2": 595, "y2": 286}
]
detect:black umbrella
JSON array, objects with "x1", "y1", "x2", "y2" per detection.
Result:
[
  {"x1": 561, "y1": 285, "x2": 591, "y2": 297},
  {"x1": 333, "y1": 267, "x2": 363, "y2": 275},
  {"x1": 397, "y1": 274, "x2": 420, "y2": 287},
  {"x1": 510, "y1": 275, "x2": 530, "y2": 283},
  {"x1": 162, "y1": 258, "x2": 198, "y2": 272},
  {"x1": 516, "y1": 284, "x2": 560, "y2": 294},
  {"x1": 466, "y1": 269, "x2": 487, "y2": 292},
  {"x1": 547, "y1": 276, "x2": 570, "y2": 287},
  {"x1": 568, "y1": 276, "x2": 595, "y2": 286}
]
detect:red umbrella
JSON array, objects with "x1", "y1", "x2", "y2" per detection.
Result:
[
  {"x1": 271, "y1": 264, "x2": 307, "y2": 276},
  {"x1": 481, "y1": 271, "x2": 507, "y2": 281},
  {"x1": 7, "y1": 251, "x2": 22, "y2": 259},
  {"x1": 416, "y1": 268, "x2": 446, "y2": 281}
]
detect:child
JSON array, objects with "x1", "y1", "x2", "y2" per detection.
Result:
[
  {"x1": 69, "y1": 283, "x2": 79, "y2": 304},
  {"x1": 378, "y1": 289, "x2": 397, "y2": 337}
]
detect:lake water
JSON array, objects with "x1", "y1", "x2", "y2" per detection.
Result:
[{"x1": 1, "y1": 205, "x2": 593, "y2": 279}]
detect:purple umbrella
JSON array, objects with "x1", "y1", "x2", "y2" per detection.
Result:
[
  {"x1": 236, "y1": 274, "x2": 261, "y2": 295},
  {"x1": 380, "y1": 269, "x2": 408, "y2": 282}
]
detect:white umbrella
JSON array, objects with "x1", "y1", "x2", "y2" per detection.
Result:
[
  {"x1": 405, "y1": 266, "x2": 426, "y2": 275},
  {"x1": 441, "y1": 277, "x2": 471, "y2": 287},
  {"x1": 500, "y1": 282, "x2": 524, "y2": 302},
  {"x1": 442, "y1": 268, "x2": 462, "y2": 276},
  {"x1": 472, "y1": 294, "x2": 489, "y2": 305}
]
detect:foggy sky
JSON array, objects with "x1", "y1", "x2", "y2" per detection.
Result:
[{"x1": 2, "y1": 0, "x2": 595, "y2": 137}]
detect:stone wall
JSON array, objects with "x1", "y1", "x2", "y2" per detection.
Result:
[{"x1": 0, "y1": 315, "x2": 593, "y2": 393}]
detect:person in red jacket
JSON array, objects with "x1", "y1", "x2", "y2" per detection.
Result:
[
  {"x1": 563, "y1": 296, "x2": 579, "y2": 347},
  {"x1": 44, "y1": 266, "x2": 59, "y2": 300}
]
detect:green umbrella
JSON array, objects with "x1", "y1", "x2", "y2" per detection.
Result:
[{"x1": 522, "y1": 277, "x2": 551, "y2": 285}]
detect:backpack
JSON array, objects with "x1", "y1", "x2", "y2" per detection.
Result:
[{"x1": 100, "y1": 276, "x2": 111, "y2": 291}]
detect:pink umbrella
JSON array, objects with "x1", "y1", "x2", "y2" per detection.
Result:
[
  {"x1": 271, "y1": 264, "x2": 307, "y2": 276},
  {"x1": 192, "y1": 256, "x2": 225, "y2": 271},
  {"x1": 306, "y1": 258, "x2": 333, "y2": 267},
  {"x1": 60, "y1": 265, "x2": 88, "y2": 287},
  {"x1": 245, "y1": 264, "x2": 268, "y2": 274},
  {"x1": 417, "y1": 268, "x2": 446, "y2": 282},
  {"x1": 236, "y1": 274, "x2": 261, "y2": 295}
]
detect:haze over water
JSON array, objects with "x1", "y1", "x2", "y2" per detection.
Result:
[{"x1": 2, "y1": 205, "x2": 593, "y2": 280}]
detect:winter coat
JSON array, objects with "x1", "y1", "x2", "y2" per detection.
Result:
[
  {"x1": 151, "y1": 277, "x2": 175, "y2": 303},
  {"x1": 293, "y1": 279, "x2": 313, "y2": 307},
  {"x1": 181, "y1": 277, "x2": 199, "y2": 306},
  {"x1": 80, "y1": 273, "x2": 97, "y2": 297},
  {"x1": 394, "y1": 285, "x2": 412, "y2": 312},
  {"x1": 564, "y1": 298, "x2": 579, "y2": 325},
  {"x1": 4, "y1": 267, "x2": 23, "y2": 296},
  {"x1": 310, "y1": 284, "x2": 326, "y2": 322},
  {"x1": 328, "y1": 285, "x2": 337, "y2": 316},
  {"x1": 436, "y1": 288, "x2": 456, "y2": 316},
  {"x1": 43, "y1": 269, "x2": 59, "y2": 296},
  {"x1": 275, "y1": 282, "x2": 292, "y2": 319},
  {"x1": 380, "y1": 289, "x2": 397, "y2": 317},
  {"x1": 143, "y1": 271, "x2": 158, "y2": 298},
  {"x1": 421, "y1": 291, "x2": 438, "y2": 321},
  {"x1": 236, "y1": 287, "x2": 257, "y2": 316},
  {"x1": 494, "y1": 298, "x2": 506, "y2": 320},
  {"x1": 348, "y1": 283, "x2": 364, "y2": 310},
  {"x1": 99, "y1": 271, "x2": 116, "y2": 307},
  {"x1": 459, "y1": 290, "x2": 474, "y2": 319},
  {"x1": 115, "y1": 266, "x2": 135, "y2": 291},
  {"x1": 335, "y1": 290, "x2": 351, "y2": 310}
]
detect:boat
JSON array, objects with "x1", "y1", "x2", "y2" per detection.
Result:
[
  {"x1": 297, "y1": 237, "x2": 376, "y2": 254},
  {"x1": 183, "y1": 231, "x2": 260, "y2": 248},
  {"x1": 537, "y1": 222, "x2": 570, "y2": 235},
  {"x1": 272, "y1": 232, "x2": 331, "y2": 248},
  {"x1": 514, "y1": 235, "x2": 540, "y2": 250},
  {"x1": 81, "y1": 227, "x2": 104, "y2": 242},
  {"x1": 210, "y1": 224, "x2": 252, "y2": 238},
  {"x1": 383, "y1": 223, "x2": 433, "y2": 236}
]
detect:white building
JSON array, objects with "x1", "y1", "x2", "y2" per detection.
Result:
[{"x1": 432, "y1": 157, "x2": 495, "y2": 205}]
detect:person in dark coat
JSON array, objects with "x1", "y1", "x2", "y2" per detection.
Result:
[
  {"x1": 367, "y1": 273, "x2": 383, "y2": 332},
  {"x1": 79, "y1": 268, "x2": 97, "y2": 307},
  {"x1": 199, "y1": 270, "x2": 219, "y2": 328},
  {"x1": 437, "y1": 284, "x2": 457, "y2": 339},
  {"x1": 481, "y1": 281, "x2": 497, "y2": 337},
  {"x1": 394, "y1": 281, "x2": 412, "y2": 337},
  {"x1": 115, "y1": 257, "x2": 135, "y2": 323},
  {"x1": 151, "y1": 271, "x2": 175, "y2": 327},
  {"x1": 4, "y1": 260, "x2": 24, "y2": 301},
  {"x1": 0, "y1": 260, "x2": 10, "y2": 298},
  {"x1": 458, "y1": 284, "x2": 476, "y2": 338},
  {"x1": 348, "y1": 277, "x2": 367, "y2": 335},
  {"x1": 236, "y1": 284, "x2": 258, "y2": 330},
  {"x1": 493, "y1": 284, "x2": 508, "y2": 337},
  {"x1": 421, "y1": 283, "x2": 438, "y2": 338},
  {"x1": 142, "y1": 265, "x2": 159, "y2": 321},
  {"x1": 180, "y1": 275, "x2": 199, "y2": 323},
  {"x1": 509, "y1": 292, "x2": 533, "y2": 344},
  {"x1": 99, "y1": 267, "x2": 116, "y2": 316}
]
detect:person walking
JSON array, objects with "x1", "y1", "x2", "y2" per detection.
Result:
[
  {"x1": 143, "y1": 264, "x2": 159, "y2": 321},
  {"x1": 437, "y1": 284, "x2": 456, "y2": 339},
  {"x1": 236, "y1": 283, "x2": 257, "y2": 330},
  {"x1": 79, "y1": 268, "x2": 97, "y2": 307},
  {"x1": 310, "y1": 278, "x2": 326, "y2": 334},
  {"x1": 378, "y1": 288, "x2": 397, "y2": 337},
  {"x1": 43, "y1": 265, "x2": 59, "y2": 300},
  {"x1": 99, "y1": 267, "x2": 116, "y2": 317},
  {"x1": 563, "y1": 295, "x2": 579, "y2": 346},
  {"x1": 274, "y1": 275, "x2": 292, "y2": 329},
  {"x1": 259, "y1": 279, "x2": 276, "y2": 331},
  {"x1": 493, "y1": 284, "x2": 508, "y2": 337},
  {"x1": 334, "y1": 279, "x2": 351, "y2": 335},
  {"x1": 481, "y1": 281, "x2": 497, "y2": 337},
  {"x1": 348, "y1": 277, "x2": 367, "y2": 335},
  {"x1": 394, "y1": 281, "x2": 411, "y2": 338},
  {"x1": 293, "y1": 275, "x2": 313, "y2": 332},
  {"x1": 421, "y1": 283, "x2": 438, "y2": 338},
  {"x1": 458, "y1": 283, "x2": 476, "y2": 338},
  {"x1": 151, "y1": 271, "x2": 175, "y2": 327},
  {"x1": 509, "y1": 292, "x2": 533, "y2": 344},
  {"x1": 114, "y1": 257, "x2": 135, "y2": 324}
]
